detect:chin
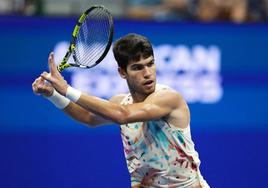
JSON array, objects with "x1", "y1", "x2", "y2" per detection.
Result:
[{"x1": 145, "y1": 85, "x2": 156, "y2": 94}]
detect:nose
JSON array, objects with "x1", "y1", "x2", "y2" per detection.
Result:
[{"x1": 143, "y1": 66, "x2": 152, "y2": 78}]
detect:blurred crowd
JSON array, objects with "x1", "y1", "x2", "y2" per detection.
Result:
[{"x1": 0, "y1": 0, "x2": 268, "y2": 22}]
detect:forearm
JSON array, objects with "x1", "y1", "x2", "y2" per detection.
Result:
[
  {"x1": 45, "y1": 89, "x2": 107, "y2": 127},
  {"x1": 76, "y1": 93, "x2": 126, "y2": 124},
  {"x1": 63, "y1": 102, "x2": 99, "y2": 127},
  {"x1": 64, "y1": 87, "x2": 178, "y2": 125}
]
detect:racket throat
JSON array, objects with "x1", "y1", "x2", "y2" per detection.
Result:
[{"x1": 69, "y1": 63, "x2": 89, "y2": 69}]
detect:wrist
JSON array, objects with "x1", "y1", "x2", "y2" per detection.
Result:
[
  {"x1": 45, "y1": 89, "x2": 70, "y2": 109},
  {"x1": 66, "y1": 86, "x2": 82, "y2": 102}
]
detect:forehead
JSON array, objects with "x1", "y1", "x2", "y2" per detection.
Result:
[{"x1": 128, "y1": 55, "x2": 154, "y2": 66}]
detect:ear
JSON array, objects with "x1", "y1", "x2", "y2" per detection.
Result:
[{"x1": 118, "y1": 67, "x2": 127, "y2": 79}]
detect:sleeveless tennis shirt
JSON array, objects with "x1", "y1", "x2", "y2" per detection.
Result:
[{"x1": 120, "y1": 84, "x2": 210, "y2": 188}]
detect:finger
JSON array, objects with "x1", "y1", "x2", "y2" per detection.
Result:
[
  {"x1": 41, "y1": 84, "x2": 53, "y2": 95},
  {"x1": 39, "y1": 77, "x2": 47, "y2": 86},
  {"x1": 37, "y1": 85, "x2": 46, "y2": 94},
  {"x1": 48, "y1": 52, "x2": 54, "y2": 74},
  {"x1": 32, "y1": 76, "x2": 52, "y2": 95},
  {"x1": 48, "y1": 52, "x2": 59, "y2": 76},
  {"x1": 32, "y1": 84, "x2": 41, "y2": 95},
  {"x1": 37, "y1": 74, "x2": 51, "y2": 86},
  {"x1": 42, "y1": 84, "x2": 53, "y2": 92},
  {"x1": 32, "y1": 77, "x2": 41, "y2": 88},
  {"x1": 41, "y1": 71, "x2": 53, "y2": 83},
  {"x1": 32, "y1": 82, "x2": 36, "y2": 90},
  {"x1": 35, "y1": 77, "x2": 44, "y2": 84}
]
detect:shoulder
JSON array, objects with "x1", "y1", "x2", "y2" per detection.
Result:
[
  {"x1": 153, "y1": 84, "x2": 183, "y2": 101},
  {"x1": 155, "y1": 84, "x2": 180, "y2": 97},
  {"x1": 147, "y1": 85, "x2": 184, "y2": 108},
  {"x1": 152, "y1": 88, "x2": 179, "y2": 100},
  {"x1": 155, "y1": 86, "x2": 190, "y2": 129},
  {"x1": 109, "y1": 94, "x2": 127, "y2": 104}
]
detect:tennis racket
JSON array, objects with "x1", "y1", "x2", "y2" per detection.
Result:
[{"x1": 58, "y1": 5, "x2": 114, "y2": 72}]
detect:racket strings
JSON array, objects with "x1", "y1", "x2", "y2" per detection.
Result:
[
  {"x1": 78, "y1": 16, "x2": 108, "y2": 66},
  {"x1": 82, "y1": 12, "x2": 108, "y2": 60},
  {"x1": 89, "y1": 13, "x2": 110, "y2": 60},
  {"x1": 75, "y1": 8, "x2": 112, "y2": 67},
  {"x1": 85, "y1": 13, "x2": 110, "y2": 62}
]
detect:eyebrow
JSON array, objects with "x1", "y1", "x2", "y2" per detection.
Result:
[
  {"x1": 149, "y1": 59, "x2": 155, "y2": 63},
  {"x1": 130, "y1": 59, "x2": 154, "y2": 67},
  {"x1": 130, "y1": 64, "x2": 142, "y2": 69}
]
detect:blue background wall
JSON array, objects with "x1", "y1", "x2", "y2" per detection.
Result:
[{"x1": 0, "y1": 16, "x2": 268, "y2": 187}]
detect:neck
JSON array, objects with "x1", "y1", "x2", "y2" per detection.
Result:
[
  {"x1": 128, "y1": 87, "x2": 148, "y2": 103},
  {"x1": 132, "y1": 92, "x2": 147, "y2": 103}
]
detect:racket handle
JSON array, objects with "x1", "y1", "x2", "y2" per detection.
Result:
[{"x1": 58, "y1": 63, "x2": 72, "y2": 72}]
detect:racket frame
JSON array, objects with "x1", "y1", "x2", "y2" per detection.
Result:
[{"x1": 57, "y1": 5, "x2": 114, "y2": 72}]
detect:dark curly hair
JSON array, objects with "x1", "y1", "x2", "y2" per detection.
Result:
[{"x1": 113, "y1": 33, "x2": 154, "y2": 71}]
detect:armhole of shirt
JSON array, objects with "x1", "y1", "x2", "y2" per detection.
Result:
[
  {"x1": 162, "y1": 117, "x2": 191, "y2": 134},
  {"x1": 120, "y1": 93, "x2": 131, "y2": 105}
]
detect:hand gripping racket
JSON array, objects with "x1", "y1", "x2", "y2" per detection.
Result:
[{"x1": 58, "y1": 5, "x2": 114, "y2": 72}]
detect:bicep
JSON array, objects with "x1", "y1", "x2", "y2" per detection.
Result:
[
  {"x1": 125, "y1": 103, "x2": 170, "y2": 122},
  {"x1": 122, "y1": 90, "x2": 180, "y2": 123}
]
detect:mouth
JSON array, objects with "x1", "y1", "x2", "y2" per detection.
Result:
[{"x1": 143, "y1": 80, "x2": 154, "y2": 86}]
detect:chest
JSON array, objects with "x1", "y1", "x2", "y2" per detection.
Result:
[{"x1": 120, "y1": 122, "x2": 145, "y2": 143}]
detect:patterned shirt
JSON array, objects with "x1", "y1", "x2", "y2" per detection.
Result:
[{"x1": 120, "y1": 84, "x2": 209, "y2": 188}]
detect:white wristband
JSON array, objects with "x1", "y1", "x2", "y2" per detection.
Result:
[
  {"x1": 45, "y1": 89, "x2": 70, "y2": 109},
  {"x1": 66, "y1": 86, "x2": 81, "y2": 102}
]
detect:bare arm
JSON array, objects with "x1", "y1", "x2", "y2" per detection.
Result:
[
  {"x1": 62, "y1": 94, "x2": 125, "y2": 127},
  {"x1": 76, "y1": 89, "x2": 180, "y2": 124},
  {"x1": 32, "y1": 52, "x2": 126, "y2": 127},
  {"x1": 32, "y1": 76, "x2": 117, "y2": 127},
  {"x1": 41, "y1": 52, "x2": 181, "y2": 126},
  {"x1": 62, "y1": 102, "x2": 110, "y2": 127}
]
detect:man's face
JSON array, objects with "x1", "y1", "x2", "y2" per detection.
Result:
[{"x1": 119, "y1": 55, "x2": 156, "y2": 96}]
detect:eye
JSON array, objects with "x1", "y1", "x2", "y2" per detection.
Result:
[
  {"x1": 132, "y1": 65, "x2": 143, "y2": 70},
  {"x1": 147, "y1": 62, "x2": 154, "y2": 67}
]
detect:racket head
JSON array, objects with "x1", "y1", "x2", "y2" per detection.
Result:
[{"x1": 58, "y1": 5, "x2": 114, "y2": 72}]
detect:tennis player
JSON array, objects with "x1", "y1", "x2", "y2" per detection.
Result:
[{"x1": 32, "y1": 33, "x2": 210, "y2": 188}]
